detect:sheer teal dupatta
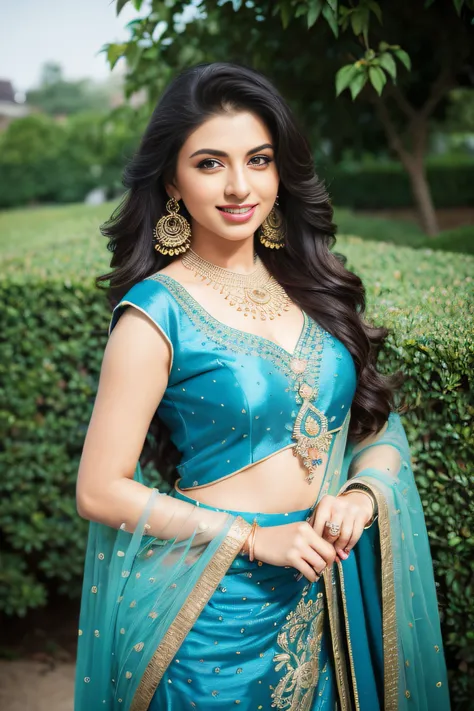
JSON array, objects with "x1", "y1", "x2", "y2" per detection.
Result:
[
  {"x1": 74, "y1": 463, "x2": 251, "y2": 710},
  {"x1": 323, "y1": 411, "x2": 450, "y2": 711}
]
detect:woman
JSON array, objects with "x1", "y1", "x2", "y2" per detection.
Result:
[{"x1": 74, "y1": 62, "x2": 450, "y2": 710}]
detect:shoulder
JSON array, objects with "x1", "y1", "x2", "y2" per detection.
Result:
[{"x1": 108, "y1": 272, "x2": 178, "y2": 339}]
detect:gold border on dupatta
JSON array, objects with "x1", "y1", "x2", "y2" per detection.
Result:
[
  {"x1": 338, "y1": 563, "x2": 360, "y2": 711},
  {"x1": 354, "y1": 477, "x2": 398, "y2": 711},
  {"x1": 130, "y1": 516, "x2": 252, "y2": 711},
  {"x1": 323, "y1": 565, "x2": 352, "y2": 711}
]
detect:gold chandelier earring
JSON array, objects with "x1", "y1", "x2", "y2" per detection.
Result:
[
  {"x1": 259, "y1": 196, "x2": 286, "y2": 249},
  {"x1": 153, "y1": 196, "x2": 192, "y2": 256}
]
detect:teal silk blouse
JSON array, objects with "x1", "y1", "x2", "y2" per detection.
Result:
[{"x1": 108, "y1": 273, "x2": 358, "y2": 490}]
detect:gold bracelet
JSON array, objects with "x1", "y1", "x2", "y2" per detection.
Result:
[
  {"x1": 339, "y1": 487, "x2": 378, "y2": 529},
  {"x1": 242, "y1": 519, "x2": 259, "y2": 559},
  {"x1": 249, "y1": 521, "x2": 260, "y2": 562}
]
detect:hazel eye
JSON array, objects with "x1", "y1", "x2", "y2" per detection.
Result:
[
  {"x1": 198, "y1": 159, "x2": 222, "y2": 170},
  {"x1": 249, "y1": 155, "x2": 272, "y2": 166}
]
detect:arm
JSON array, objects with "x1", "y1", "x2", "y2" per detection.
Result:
[{"x1": 76, "y1": 306, "x2": 230, "y2": 543}]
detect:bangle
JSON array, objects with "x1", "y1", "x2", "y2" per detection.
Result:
[
  {"x1": 242, "y1": 519, "x2": 259, "y2": 561},
  {"x1": 339, "y1": 482, "x2": 379, "y2": 529},
  {"x1": 249, "y1": 520, "x2": 260, "y2": 562}
]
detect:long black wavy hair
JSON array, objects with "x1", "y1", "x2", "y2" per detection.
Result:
[{"x1": 96, "y1": 61, "x2": 405, "y2": 486}]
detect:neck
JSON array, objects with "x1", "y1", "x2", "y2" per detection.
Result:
[{"x1": 186, "y1": 231, "x2": 257, "y2": 275}]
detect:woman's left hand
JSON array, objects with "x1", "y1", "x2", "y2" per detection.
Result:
[{"x1": 309, "y1": 492, "x2": 374, "y2": 562}]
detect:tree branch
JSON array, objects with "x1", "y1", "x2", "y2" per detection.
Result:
[
  {"x1": 372, "y1": 95, "x2": 413, "y2": 169},
  {"x1": 384, "y1": 83, "x2": 416, "y2": 120},
  {"x1": 420, "y1": 65, "x2": 457, "y2": 119}
]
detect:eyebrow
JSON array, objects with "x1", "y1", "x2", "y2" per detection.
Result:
[{"x1": 189, "y1": 143, "x2": 274, "y2": 159}]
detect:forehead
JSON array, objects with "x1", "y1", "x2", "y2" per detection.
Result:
[{"x1": 181, "y1": 111, "x2": 273, "y2": 156}]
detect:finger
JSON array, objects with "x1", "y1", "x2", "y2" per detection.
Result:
[
  {"x1": 297, "y1": 559, "x2": 323, "y2": 584},
  {"x1": 334, "y1": 518, "x2": 354, "y2": 552},
  {"x1": 308, "y1": 531, "x2": 337, "y2": 567},
  {"x1": 303, "y1": 547, "x2": 328, "y2": 574},
  {"x1": 312, "y1": 496, "x2": 337, "y2": 538},
  {"x1": 340, "y1": 514, "x2": 366, "y2": 555},
  {"x1": 322, "y1": 510, "x2": 344, "y2": 544}
]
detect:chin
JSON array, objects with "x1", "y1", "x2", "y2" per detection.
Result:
[{"x1": 210, "y1": 231, "x2": 253, "y2": 244}]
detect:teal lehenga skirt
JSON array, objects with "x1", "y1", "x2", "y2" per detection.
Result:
[{"x1": 150, "y1": 489, "x2": 341, "y2": 710}]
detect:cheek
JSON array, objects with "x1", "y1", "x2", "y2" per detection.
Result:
[
  {"x1": 179, "y1": 171, "x2": 219, "y2": 205},
  {"x1": 259, "y1": 166, "x2": 279, "y2": 196}
]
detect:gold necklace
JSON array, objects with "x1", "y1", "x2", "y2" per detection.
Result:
[{"x1": 181, "y1": 247, "x2": 291, "y2": 320}]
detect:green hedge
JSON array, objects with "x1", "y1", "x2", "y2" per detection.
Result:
[
  {"x1": 1, "y1": 228, "x2": 473, "y2": 707},
  {"x1": 323, "y1": 158, "x2": 474, "y2": 209},
  {"x1": 417, "y1": 224, "x2": 474, "y2": 255}
]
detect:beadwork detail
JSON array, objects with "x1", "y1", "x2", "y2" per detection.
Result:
[{"x1": 288, "y1": 330, "x2": 335, "y2": 483}]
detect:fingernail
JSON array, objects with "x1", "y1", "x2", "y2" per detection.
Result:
[{"x1": 339, "y1": 550, "x2": 349, "y2": 560}]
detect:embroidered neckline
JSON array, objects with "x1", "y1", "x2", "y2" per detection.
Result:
[{"x1": 147, "y1": 272, "x2": 315, "y2": 366}]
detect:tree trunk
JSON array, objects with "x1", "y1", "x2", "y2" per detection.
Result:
[
  {"x1": 374, "y1": 98, "x2": 440, "y2": 236},
  {"x1": 404, "y1": 160, "x2": 440, "y2": 237}
]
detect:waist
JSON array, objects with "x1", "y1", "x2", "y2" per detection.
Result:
[
  {"x1": 171, "y1": 485, "x2": 316, "y2": 526},
  {"x1": 175, "y1": 446, "x2": 329, "y2": 513}
]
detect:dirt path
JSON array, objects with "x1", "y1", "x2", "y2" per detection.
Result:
[{"x1": 0, "y1": 661, "x2": 74, "y2": 711}]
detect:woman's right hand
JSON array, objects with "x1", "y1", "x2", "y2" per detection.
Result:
[{"x1": 252, "y1": 521, "x2": 337, "y2": 583}]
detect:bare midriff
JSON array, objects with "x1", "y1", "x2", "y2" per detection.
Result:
[{"x1": 175, "y1": 446, "x2": 329, "y2": 514}]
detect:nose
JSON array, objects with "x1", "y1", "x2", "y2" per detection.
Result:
[{"x1": 224, "y1": 167, "x2": 250, "y2": 200}]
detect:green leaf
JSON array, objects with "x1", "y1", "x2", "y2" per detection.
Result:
[
  {"x1": 116, "y1": 0, "x2": 131, "y2": 16},
  {"x1": 105, "y1": 43, "x2": 127, "y2": 70},
  {"x1": 307, "y1": 0, "x2": 323, "y2": 28},
  {"x1": 379, "y1": 52, "x2": 397, "y2": 80},
  {"x1": 326, "y1": 0, "x2": 338, "y2": 12},
  {"x1": 351, "y1": 10, "x2": 365, "y2": 36},
  {"x1": 393, "y1": 48, "x2": 412, "y2": 71},
  {"x1": 349, "y1": 70, "x2": 367, "y2": 100},
  {"x1": 367, "y1": 0, "x2": 383, "y2": 24},
  {"x1": 369, "y1": 65, "x2": 387, "y2": 95},
  {"x1": 335, "y1": 63, "x2": 359, "y2": 97},
  {"x1": 322, "y1": 3, "x2": 339, "y2": 37},
  {"x1": 125, "y1": 43, "x2": 145, "y2": 72},
  {"x1": 453, "y1": 0, "x2": 464, "y2": 14},
  {"x1": 280, "y1": 3, "x2": 292, "y2": 29}
]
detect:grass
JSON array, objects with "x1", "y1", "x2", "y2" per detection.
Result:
[
  {"x1": 334, "y1": 207, "x2": 427, "y2": 247},
  {"x1": 334, "y1": 207, "x2": 474, "y2": 254}
]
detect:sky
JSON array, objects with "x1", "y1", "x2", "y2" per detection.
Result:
[{"x1": 0, "y1": 0, "x2": 142, "y2": 97}]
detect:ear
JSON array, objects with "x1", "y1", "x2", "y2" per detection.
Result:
[{"x1": 164, "y1": 182, "x2": 181, "y2": 202}]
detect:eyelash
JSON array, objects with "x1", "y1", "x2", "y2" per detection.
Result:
[{"x1": 197, "y1": 155, "x2": 273, "y2": 170}]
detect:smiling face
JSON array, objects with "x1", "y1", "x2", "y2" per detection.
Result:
[{"x1": 165, "y1": 110, "x2": 279, "y2": 246}]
